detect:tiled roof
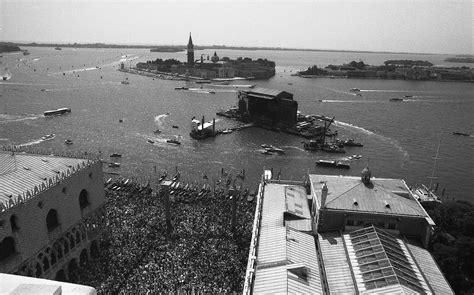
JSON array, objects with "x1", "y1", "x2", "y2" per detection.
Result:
[
  {"x1": 0, "y1": 151, "x2": 93, "y2": 212},
  {"x1": 309, "y1": 174, "x2": 427, "y2": 217}
]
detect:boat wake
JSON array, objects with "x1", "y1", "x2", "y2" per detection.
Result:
[
  {"x1": 19, "y1": 134, "x2": 56, "y2": 147},
  {"x1": 335, "y1": 120, "x2": 409, "y2": 160},
  {"x1": 334, "y1": 120, "x2": 376, "y2": 136},
  {"x1": 155, "y1": 113, "x2": 169, "y2": 129},
  {"x1": 0, "y1": 113, "x2": 41, "y2": 123}
]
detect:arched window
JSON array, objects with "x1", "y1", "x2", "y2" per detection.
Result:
[
  {"x1": 79, "y1": 189, "x2": 90, "y2": 209},
  {"x1": 75, "y1": 231, "x2": 81, "y2": 244},
  {"x1": 35, "y1": 262, "x2": 42, "y2": 277},
  {"x1": 43, "y1": 256, "x2": 50, "y2": 271},
  {"x1": 54, "y1": 243, "x2": 63, "y2": 259},
  {"x1": 10, "y1": 215, "x2": 19, "y2": 232},
  {"x1": 50, "y1": 250, "x2": 57, "y2": 265},
  {"x1": 46, "y1": 209, "x2": 59, "y2": 231},
  {"x1": 0, "y1": 237, "x2": 16, "y2": 261}
]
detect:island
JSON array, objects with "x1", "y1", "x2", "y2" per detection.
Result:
[
  {"x1": 150, "y1": 46, "x2": 185, "y2": 53},
  {"x1": 296, "y1": 60, "x2": 473, "y2": 82},
  {"x1": 444, "y1": 57, "x2": 474, "y2": 63},
  {"x1": 0, "y1": 42, "x2": 21, "y2": 53}
]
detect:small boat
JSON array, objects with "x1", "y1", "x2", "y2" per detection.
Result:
[
  {"x1": 41, "y1": 134, "x2": 55, "y2": 140},
  {"x1": 348, "y1": 154, "x2": 363, "y2": 160},
  {"x1": 108, "y1": 162, "x2": 120, "y2": 168},
  {"x1": 267, "y1": 146, "x2": 285, "y2": 154},
  {"x1": 404, "y1": 95, "x2": 413, "y2": 98},
  {"x1": 195, "y1": 79, "x2": 211, "y2": 84},
  {"x1": 147, "y1": 139, "x2": 155, "y2": 144},
  {"x1": 166, "y1": 138, "x2": 181, "y2": 145},
  {"x1": 153, "y1": 129, "x2": 162, "y2": 134},
  {"x1": 23, "y1": 51, "x2": 30, "y2": 56},
  {"x1": 261, "y1": 144, "x2": 273, "y2": 149},
  {"x1": 175, "y1": 87, "x2": 189, "y2": 90},
  {"x1": 316, "y1": 160, "x2": 350, "y2": 169},
  {"x1": 343, "y1": 139, "x2": 364, "y2": 147},
  {"x1": 261, "y1": 149, "x2": 274, "y2": 155},
  {"x1": 55, "y1": 47, "x2": 62, "y2": 50},
  {"x1": 110, "y1": 153, "x2": 122, "y2": 158},
  {"x1": 452, "y1": 132, "x2": 470, "y2": 136},
  {"x1": 222, "y1": 129, "x2": 233, "y2": 134},
  {"x1": 349, "y1": 88, "x2": 360, "y2": 92},
  {"x1": 172, "y1": 172, "x2": 180, "y2": 182},
  {"x1": 389, "y1": 98, "x2": 403, "y2": 102},
  {"x1": 64, "y1": 139, "x2": 73, "y2": 145},
  {"x1": 44, "y1": 107, "x2": 71, "y2": 116},
  {"x1": 172, "y1": 125, "x2": 179, "y2": 129},
  {"x1": 158, "y1": 172, "x2": 167, "y2": 182}
]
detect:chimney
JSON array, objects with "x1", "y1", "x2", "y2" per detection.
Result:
[
  {"x1": 361, "y1": 167, "x2": 371, "y2": 185},
  {"x1": 321, "y1": 183, "x2": 328, "y2": 208}
]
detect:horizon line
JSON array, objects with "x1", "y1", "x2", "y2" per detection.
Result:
[{"x1": 2, "y1": 40, "x2": 468, "y2": 56}]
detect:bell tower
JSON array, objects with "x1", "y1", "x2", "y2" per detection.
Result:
[{"x1": 187, "y1": 33, "x2": 194, "y2": 66}]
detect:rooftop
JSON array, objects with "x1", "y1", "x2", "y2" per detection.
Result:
[
  {"x1": 309, "y1": 174, "x2": 430, "y2": 218},
  {"x1": 0, "y1": 151, "x2": 95, "y2": 212},
  {"x1": 243, "y1": 87, "x2": 293, "y2": 99}
]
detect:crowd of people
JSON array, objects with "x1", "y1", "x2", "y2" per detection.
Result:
[{"x1": 70, "y1": 175, "x2": 256, "y2": 293}]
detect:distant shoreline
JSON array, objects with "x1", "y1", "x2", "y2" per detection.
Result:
[{"x1": 12, "y1": 42, "x2": 446, "y2": 55}]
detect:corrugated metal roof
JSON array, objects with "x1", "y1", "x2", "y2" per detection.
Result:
[
  {"x1": 405, "y1": 241, "x2": 454, "y2": 294},
  {"x1": 285, "y1": 219, "x2": 312, "y2": 232},
  {"x1": 0, "y1": 152, "x2": 90, "y2": 211},
  {"x1": 309, "y1": 175, "x2": 427, "y2": 217},
  {"x1": 253, "y1": 183, "x2": 322, "y2": 294},
  {"x1": 285, "y1": 185, "x2": 311, "y2": 218},
  {"x1": 318, "y1": 231, "x2": 357, "y2": 293}
]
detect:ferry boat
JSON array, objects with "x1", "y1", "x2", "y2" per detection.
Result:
[{"x1": 44, "y1": 107, "x2": 71, "y2": 116}]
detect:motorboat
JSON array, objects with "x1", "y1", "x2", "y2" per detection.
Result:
[
  {"x1": 222, "y1": 129, "x2": 233, "y2": 134},
  {"x1": 147, "y1": 139, "x2": 155, "y2": 144},
  {"x1": 316, "y1": 160, "x2": 350, "y2": 169},
  {"x1": 322, "y1": 144, "x2": 346, "y2": 153},
  {"x1": 64, "y1": 139, "x2": 73, "y2": 145},
  {"x1": 166, "y1": 138, "x2": 181, "y2": 145},
  {"x1": 349, "y1": 88, "x2": 360, "y2": 92},
  {"x1": 411, "y1": 185, "x2": 441, "y2": 203},
  {"x1": 175, "y1": 87, "x2": 189, "y2": 90},
  {"x1": 44, "y1": 107, "x2": 71, "y2": 116},
  {"x1": 266, "y1": 146, "x2": 285, "y2": 154},
  {"x1": 348, "y1": 154, "x2": 363, "y2": 160},
  {"x1": 41, "y1": 134, "x2": 55, "y2": 140},
  {"x1": 153, "y1": 129, "x2": 162, "y2": 134},
  {"x1": 343, "y1": 139, "x2": 364, "y2": 147},
  {"x1": 55, "y1": 47, "x2": 62, "y2": 50},
  {"x1": 452, "y1": 132, "x2": 470, "y2": 136},
  {"x1": 108, "y1": 162, "x2": 120, "y2": 168},
  {"x1": 110, "y1": 153, "x2": 122, "y2": 158},
  {"x1": 389, "y1": 98, "x2": 403, "y2": 102},
  {"x1": 172, "y1": 125, "x2": 179, "y2": 129}
]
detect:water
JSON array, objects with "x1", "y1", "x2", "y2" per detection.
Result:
[{"x1": 1, "y1": 47, "x2": 473, "y2": 202}]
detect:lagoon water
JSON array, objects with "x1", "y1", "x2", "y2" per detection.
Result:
[{"x1": 1, "y1": 47, "x2": 473, "y2": 202}]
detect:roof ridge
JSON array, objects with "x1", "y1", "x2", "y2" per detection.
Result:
[{"x1": 325, "y1": 182, "x2": 363, "y2": 206}]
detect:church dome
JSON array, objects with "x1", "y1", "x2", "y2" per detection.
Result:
[{"x1": 211, "y1": 51, "x2": 219, "y2": 63}]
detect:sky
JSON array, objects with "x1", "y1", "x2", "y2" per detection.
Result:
[{"x1": 0, "y1": 0, "x2": 472, "y2": 54}]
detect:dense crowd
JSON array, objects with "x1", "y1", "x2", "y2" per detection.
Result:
[{"x1": 70, "y1": 176, "x2": 256, "y2": 294}]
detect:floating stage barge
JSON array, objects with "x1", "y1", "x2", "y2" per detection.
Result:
[{"x1": 217, "y1": 87, "x2": 336, "y2": 139}]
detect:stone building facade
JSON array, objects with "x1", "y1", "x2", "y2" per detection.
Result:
[{"x1": 0, "y1": 149, "x2": 106, "y2": 282}]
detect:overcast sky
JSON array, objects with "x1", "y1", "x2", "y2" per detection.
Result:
[{"x1": 1, "y1": 0, "x2": 472, "y2": 54}]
